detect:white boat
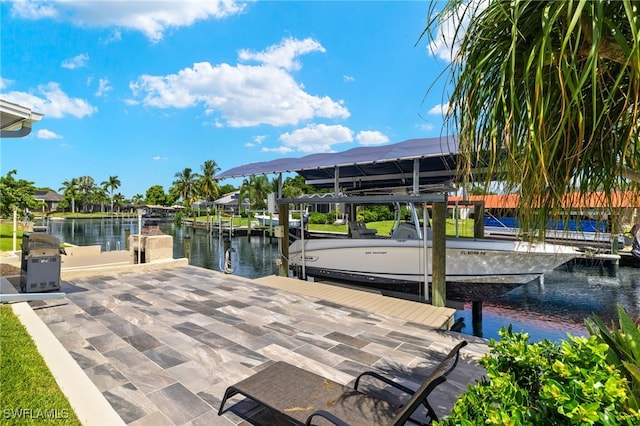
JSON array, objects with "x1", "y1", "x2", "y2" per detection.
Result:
[
  {"x1": 288, "y1": 203, "x2": 583, "y2": 300},
  {"x1": 254, "y1": 213, "x2": 301, "y2": 228}
]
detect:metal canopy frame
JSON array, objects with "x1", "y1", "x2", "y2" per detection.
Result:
[
  {"x1": 216, "y1": 136, "x2": 460, "y2": 194},
  {"x1": 278, "y1": 193, "x2": 447, "y2": 205}
]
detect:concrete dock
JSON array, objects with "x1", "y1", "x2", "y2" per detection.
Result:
[{"x1": 3, "y1": 263, "x2": 488, "y2": 425}]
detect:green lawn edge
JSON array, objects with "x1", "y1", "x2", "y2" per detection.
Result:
[{"x1": 0, "y1": 306, "x2": 81, "y2": 425}]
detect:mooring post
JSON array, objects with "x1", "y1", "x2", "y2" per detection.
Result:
[
  {"x1": 474, "y1": 201, "x2": 485, "y2": 238},
  {"x1": 247, "y1": 212, "x2": 252, "y2": 241},
  {"x1": 609, "y1": 214, "x2": 620, "y2": 277},
  {"x1": 279, "y1": 203, "x2": 289, "y2": 277},
  {"x1": 183, "y1": 235, "x2": 191, "y2": 259},
  {"x1": 472, "y1": 300, "x2": 483, "y2": 337},
  {"x1": 432, "y1": 201, "x2": 446, "y2": 307}
]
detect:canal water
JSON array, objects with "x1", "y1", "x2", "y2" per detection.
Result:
[{"x1": 46, "y1": 217, "x2": 640, "y2": 343}]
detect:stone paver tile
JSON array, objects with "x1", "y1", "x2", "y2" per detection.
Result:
[
  {"x1": 85, "y1": 363, "x2": 129, "y2": 392},
  {"x1": 87, "y1": 332, "x2": 128, "y2": 353},
  {"x1": 143, "y1": 344, "x2": 190, "y2": 369},
  {"x1": 146, "y1": 383, "x2": 211, "y2": 425},
  {"x1": 123, "y1": 331, "x2": 164, "y2": 352},
  {"x1": 68, "y1": 345, "x2": 108, "y2": 370},
  {"x1": 128, "y1": 410, "x2": 173, "y2": 426},
  {"x1": 120, "y1": 362, "x2": 177, "y2": 395},
  {"x1": 166, "y1": 360, "x2": 217, "y2": 394},
  {"x1": 328, "y1": 343, "x2": 381, "y2": 366},
  {"x1": 103, "y1": 345, "x2": 152, "y2": 370},
  {"x1": 103, "y1": 383, "x2": 158, "y2": 424}
]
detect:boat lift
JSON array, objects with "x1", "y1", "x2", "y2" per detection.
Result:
[{"x1": 215, "y1": 136, "x2": 464, "y2": 307}]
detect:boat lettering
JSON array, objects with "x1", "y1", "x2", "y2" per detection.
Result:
[
  {"x1": 364, "y1": 251, "x2": 387, "y2": 255},
  {"x1": 460, "y1": 250, "x2": 487, "y2": 255}
]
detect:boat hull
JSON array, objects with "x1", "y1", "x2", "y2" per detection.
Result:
[{"x1": 289, "y1": 237, "x2": 579, "y2": 299}]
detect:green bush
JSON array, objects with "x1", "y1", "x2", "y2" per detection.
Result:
[
  {"x1": 438, "y1": 327, "x2": 639, "y2": 425},
  {"x1": 586, "y1": 305, "x2": 640, "y2": 410},
  {"x1": 308, "y1": 211, "x2": 327, "y2": 224},
  {"x1": 326, "y1": 210, "x2": 338, "y2": 224},
  {"x1": 360, "y1": 209, "x2": 378, "y2": 223}
]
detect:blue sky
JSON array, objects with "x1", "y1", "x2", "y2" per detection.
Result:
[{"x1": 1, "y1": 0, "x2": 459, "y2": 199}]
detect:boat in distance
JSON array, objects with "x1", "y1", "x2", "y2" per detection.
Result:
[
  {"x1": 254, "y1": 213, "x2": 301, "y2": 228},
  {"x1": 288, "y1": 204, "x2": 583, "y2": 300}
]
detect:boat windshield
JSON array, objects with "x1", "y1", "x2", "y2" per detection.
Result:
[{"x1": 389, "y1": 202, "x2": 426, "y2": 240}]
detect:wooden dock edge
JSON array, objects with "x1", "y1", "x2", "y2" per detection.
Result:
[{"x1": 253, "y1": 275, "x2": 456, "y2": 330}]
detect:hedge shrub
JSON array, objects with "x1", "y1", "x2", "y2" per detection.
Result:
[{"x1": 438, "y1": 327, "x2": 639, "y2": 425}]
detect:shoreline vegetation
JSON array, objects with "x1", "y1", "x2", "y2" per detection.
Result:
[{"x1": 0, "y1": 214, "x2": 476, "y2": 253}]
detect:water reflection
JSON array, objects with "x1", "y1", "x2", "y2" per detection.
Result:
[
  {"x1": 454, "y1": 268, "x2": 640, "y2": 342},
  {"x1": 46, "y1": 218, "x2": 640, "y2": 343},
  {"x1": 47, "y1": 218, "x2": 280, "y2": 279}
]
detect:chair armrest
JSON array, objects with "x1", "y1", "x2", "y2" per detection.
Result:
[
  {"x1": 305, "y1": 410, "x2": 350, "y2": 426},
  {"x1": 354, "y1": 371, "x2": 415, "y2": 396}
]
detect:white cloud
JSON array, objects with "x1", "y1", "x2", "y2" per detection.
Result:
[
  {"x1": 416, "y1": 123, "x2": 435, "y2": 132},
  {"x1": 153, "y1": 155, "x2": 169, "y2": 161},
  {"x1": 428, "y1": 103, "x2": 449, "y2": 115},
  {"x1": 428, "y1": 0, "x2": 488, "y2": 62},
  {"x1": 356, "y1": 130, "x2": 389, "y2": 146},
  {"x1": 261, "y1": 146, "x2": 293, "y2": 155},
  {"x1": 239, "y1": 38, "x2": 325, "y2": 71},
  {"x1": 3, "y1": 82, "x2": 97, "y2": 118},
  {"x1": 246, "y1": 134, "x2": 267, "y2": 147},
  {"x1": 129, "y1": 38, "x2": 349, "y2": 127},
  {"x1": 36, "y1": 129, "x2": 62, "y2": 139},
  {"x1": 10, "y1": 0, "x2": 246, "y2": 42},
  {"x1": 61, "y1": 53, "x2": 89, "y2": 69},
  {"x1": 269, "y1": 123, "x2": 353, "y2": 154},
  {"x1": 95, "y1": 78, "x2": 113, "y2": 97},
  {"x1": 0, "y1": 77, "x2": 14, "y2": 90},
  {"x1": 343, "y1": 75, "x2": 355, "y2": 82},
  {"x1": 10, "y1": 0, "x2": 58, "y2": 19}
]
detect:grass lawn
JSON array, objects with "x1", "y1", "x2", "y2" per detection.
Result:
[
  {"x1": 309, "y1": 219, "x2": 475, "y2": 238},
  {"x1": 0, "y1": 222, "x2": 26, "y2": 252},
  {"x1": 0, "y1": 306, "x2": 80, "y2": 425}
]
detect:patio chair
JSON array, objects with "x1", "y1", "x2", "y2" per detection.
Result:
[{"x1": 218, "y1": 340, "x2": 467, "y2": 425}]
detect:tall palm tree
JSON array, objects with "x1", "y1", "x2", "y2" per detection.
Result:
[
  {"x1": 76, "y1": 176, "x2": 97, "y2": 213},
  {"x1": 172, "y1": 168, "x2": 198, "y2": 207},
  {"x1": 239, "y1": 175, "x2": 273, "y2": 211},
  {"x1": 101, "y1": 175, "x2": 121, "y2": 213},
  {"x1": 198, "y1": 160, "x2": 220, "y2": 202},
  {"x1": 423, "y1": 0, "x2": 639, "y2": 235},
  {"x1": 59, "y1": 177, "x2": 79, "y2": 214}
]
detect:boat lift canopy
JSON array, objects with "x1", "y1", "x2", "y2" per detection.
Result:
[
  {"x1": 216, "y1": 135, "x2": 457, "y2": 306},
  {"x1": 216, "y1": 136, "x2": 459, "y2": 195}
]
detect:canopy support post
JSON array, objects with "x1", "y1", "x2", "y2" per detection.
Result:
[{"x1": 431, "y1": 200, "x2": 446, "y2": 307}]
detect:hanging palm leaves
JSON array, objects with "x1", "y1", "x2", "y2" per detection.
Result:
[{"x1": 424, "y1": 0, "x2": 639, "y2": 237}]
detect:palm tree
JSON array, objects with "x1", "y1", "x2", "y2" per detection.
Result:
[
  {"x1": 76, "y1": 176, "x2": 97, "y2": 213},
  {"x1": 112, "y1": 193, "x2": 125, "y2": 213},
  {"x1": 101, "y1": 175, "x2": 121, "y2": 214},
  {"x1": 59, "y1": 178, "x2": 79, "y2": 214},
  {"x1": 172, "y1": 168, "x2": 198, "y2": 207},
  {"x1": 423, "y1": 0, "x2": 639, "y2": 235},
  {"x1": 239, "y1": 175, "x2": 273, "y2": 211},
  {"x1": 198, "y1": 160, "x2": 220, "y2": 202}
]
